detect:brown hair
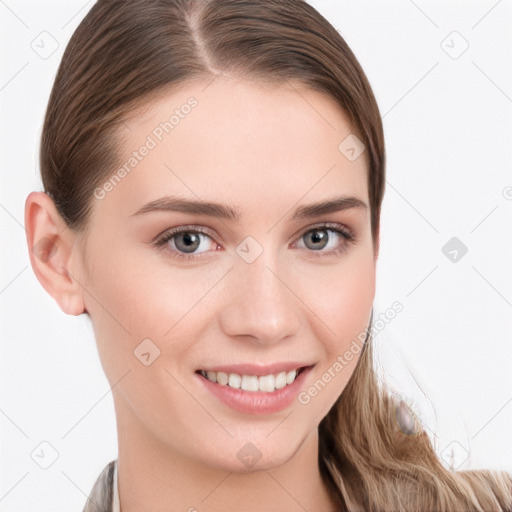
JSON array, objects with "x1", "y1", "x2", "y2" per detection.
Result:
[{"x1": 39, "y1": 0, "x2": 512, "y2": 510}]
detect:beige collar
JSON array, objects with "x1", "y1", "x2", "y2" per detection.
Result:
[{"x1": 112, "y1": 459, "x2": 120, "y2": 512}]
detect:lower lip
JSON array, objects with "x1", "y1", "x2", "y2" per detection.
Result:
[{"x1": 196, "y1": 366, "x2": 313, "y2": 415}]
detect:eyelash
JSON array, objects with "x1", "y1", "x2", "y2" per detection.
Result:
[{"x1": 152, "y1": 223, "x2": 356, "y2": 261}]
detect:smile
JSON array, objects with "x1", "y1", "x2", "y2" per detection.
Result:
[
  {"x1": 197, "y1": 368, "x2": 303, "y2": 392},
  {"x1": 195, "y1": 364, "x2": 314, "y2": 414}
]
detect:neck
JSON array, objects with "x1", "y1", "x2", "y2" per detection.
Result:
[{"x1": 114, "y1": 401, "x2": 337, "y2": 511}]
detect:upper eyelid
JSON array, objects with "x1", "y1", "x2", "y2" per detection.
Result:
[{"x1": 155, "y1": 222, "x2": 353, "y2": 242}]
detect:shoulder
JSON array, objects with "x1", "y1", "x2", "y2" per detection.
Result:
[{"x1": 82, "y1": 459, "x2": 117, "y2": 512}]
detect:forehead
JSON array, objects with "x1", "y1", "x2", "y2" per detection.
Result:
[{"x1": 96, "y1": 77, "x2": 369, "y2": 221}]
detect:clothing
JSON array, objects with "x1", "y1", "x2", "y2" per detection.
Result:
[
  {"x1": 82, "y1": 459, "x2": 119, "y2": 512},
  {"x1": 83, "y1": 458, "x2": 512, "y2": 512}
]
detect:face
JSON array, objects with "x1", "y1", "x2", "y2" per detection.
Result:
[{"x1": 72, "y1": 77, "x2": 377, "y2": 472}]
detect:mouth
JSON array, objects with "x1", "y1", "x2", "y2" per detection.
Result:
[
  {"x1": 194, "y1": 364, "x2": 314, "y2": 414},
  {"x1": 195, "y1": 366, "x2": 309, "y2": 393}
]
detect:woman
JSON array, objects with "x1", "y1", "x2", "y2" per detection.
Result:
[{"x1": 24, "y1": 0, "x2": 512, "y2": 510}]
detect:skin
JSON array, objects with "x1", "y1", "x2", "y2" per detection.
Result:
[{"x1": 25, "y1": 76, "x2": 379, "y2": 511}]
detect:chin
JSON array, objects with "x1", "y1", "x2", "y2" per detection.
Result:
[{"x1": 199, "y1": 433, "x2": 306, "y2": 474}]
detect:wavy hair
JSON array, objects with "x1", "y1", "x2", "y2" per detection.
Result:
[{"x1": 39, "y1": 0, "x2": 512, "y2": 510}]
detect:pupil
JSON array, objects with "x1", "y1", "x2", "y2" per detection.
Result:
[
  {"x1": 309, "y1": 230, "x2": 327, "y2": 249},
  {"x1": 183, "y1": 233, "x2": 195, "y2": 245},
  {"x1": 178, "y1": 232, "x2": 199, "y2": 252}
]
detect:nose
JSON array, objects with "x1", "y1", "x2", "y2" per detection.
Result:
[{"x1": 217, "y1": 248, "x2": 301, "y2": 346}]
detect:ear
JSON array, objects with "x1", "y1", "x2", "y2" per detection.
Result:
[{"x1": 24, "y1": 191, "x2": 87, "y2": 316}]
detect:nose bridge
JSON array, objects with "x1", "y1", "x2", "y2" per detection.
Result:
[{"x1": 218, "y1": 242, "x2": 301, "y2": 344}]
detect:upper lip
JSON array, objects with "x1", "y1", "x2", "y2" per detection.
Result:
[{"x1": 197, "y1": 362, "x2": 314, "y2": 376}]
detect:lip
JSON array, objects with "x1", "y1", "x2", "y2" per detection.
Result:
[
  {"x1": 196, "y1": 361, "x2": 311, "y2": 376},
  {"x1": 196, "y1": 364, "x2": 314, "y2": 415}
]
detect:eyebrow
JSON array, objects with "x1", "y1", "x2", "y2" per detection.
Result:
[{"x1": 131, "y1": 195, "x2": 368, "y2": 222}]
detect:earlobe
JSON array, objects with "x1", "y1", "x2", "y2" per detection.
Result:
[
  {"x1": 61, "y1": 290, "x2": 88, "y2": 317},
  {"x1": 24, "y1": 191, "x2": 86, "y2": 316}
]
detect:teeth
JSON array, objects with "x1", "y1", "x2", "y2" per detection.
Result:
[
  {"x1": 258, "y1": 374, "x2": 275, "y2": 392},
  {"x1": 228, "y1": 373, "x2": 241, "y2": 389},
  {"x1": 216, "y1": 371, "x2": 228, "y2": 385},
  {"x1": 241, "y1": 375, "x2": 259, "y2": 392},
  {"x1": 200, "y1": 368, "x2": 301, "y2": 392},
  {"x1": 275, "y1": 371, "x2": 287, "y2": 389}
]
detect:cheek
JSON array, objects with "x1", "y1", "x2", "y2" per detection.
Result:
[
  {"x1": 84, "y1": 242, "x2": 220, "y2": 373},
  {"x1": 331, "y1": 265, "x2": 375, "y2": 335},
  {"x1": 303, "y1": 251, "x2": 375, "y2": 345},
  {"x1": 295, "y1": 257, "x2": 374, "y2": 418},
  {"x1": 84, "y1": 235, "x2": 183, "y2": 329}
]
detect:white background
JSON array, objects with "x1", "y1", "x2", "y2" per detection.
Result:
[{"x1": 1, "y1": 0, "x2": 511, "y2": 510}]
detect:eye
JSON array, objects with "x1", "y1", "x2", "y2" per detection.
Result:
[
  {"x1": 152, "y1": 226, "x2": 219, "y2": 261},
  {"x1": 293, "y1": 223, "x2": 356, "y2": 258},
  {"x1": 152, "y1": 222, "x2": 356, "y2": 261}
]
